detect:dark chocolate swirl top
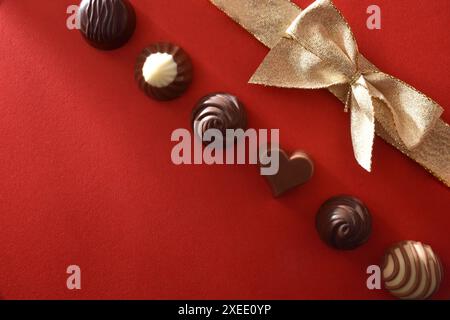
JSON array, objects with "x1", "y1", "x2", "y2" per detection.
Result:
[
  {"x1": 79, "y1": 0, "x2": 136, "y2": 50},
  {"x1": 316, "y1": 195, "x2": 371, "y2": 250},
  {"x1": 191, "y1": 93, "x2": 247, "y2": 146}
]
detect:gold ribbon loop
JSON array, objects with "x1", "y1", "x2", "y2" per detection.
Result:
[{"x1": 250, "y1": 0, "x2": 443, "y2": 172}]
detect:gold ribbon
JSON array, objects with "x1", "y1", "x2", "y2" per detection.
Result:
[{"x1": 210, "y1": 0, "x2": 450, "y2": 187}]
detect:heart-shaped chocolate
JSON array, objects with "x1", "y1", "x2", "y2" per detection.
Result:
[{"x1": 261, "y1": 148, "x2": 314, "y2": 197}]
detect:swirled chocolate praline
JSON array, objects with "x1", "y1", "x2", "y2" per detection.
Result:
[
  {"x1": 316, "y1": 195, "x2": 371, "y2": 250},
  {"x1": 382, "y1": 241, "x2": 443, "y2": 300},
  {"x1": 191, "y1": 93, "x2": 247, "y2": 146},
  {"x1": 79, "y1": 0, "x2": 136, "y2": 50}
]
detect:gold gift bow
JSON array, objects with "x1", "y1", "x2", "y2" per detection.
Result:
[{"x1": 210, "y1": 0, "x2": 450, "y2": 187}]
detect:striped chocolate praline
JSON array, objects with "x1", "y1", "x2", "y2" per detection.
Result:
[
  {"x1": 382, "y1": 241, "x2": 443, "y2": 300},
  {"x1": 79, "y1": 0, "x2": 136, "y2": 50}
]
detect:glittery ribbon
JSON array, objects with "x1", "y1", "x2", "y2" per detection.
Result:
[{"x1": 210, "y1": 0, "x2": 450, "y2": 187}]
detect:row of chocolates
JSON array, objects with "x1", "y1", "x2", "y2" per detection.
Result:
[{"x1": 77, "y1": 0, "x2": 444, "y2": 300}]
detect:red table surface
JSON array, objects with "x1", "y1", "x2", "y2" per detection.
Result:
[{"x1": 0, "y1": 0, "x2": 449, "y2": 300}]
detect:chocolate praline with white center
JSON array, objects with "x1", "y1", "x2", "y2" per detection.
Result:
[{"x1": 135, "y1": 42, "x2": 193, "y2": 101}]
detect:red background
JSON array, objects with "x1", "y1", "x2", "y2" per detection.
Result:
[{"x1": 0, "y1": 0, "x2": 449, "y2": 299}]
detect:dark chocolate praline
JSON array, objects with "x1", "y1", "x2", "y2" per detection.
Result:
[
  {"x1": 316, "y1": 195, "x2": 371, "y2": 250},
  {"x1": 79, "y1": 0, "x2": 136, "y2": 50},
  {"x1": 191, "y1": 93, "x2": 247, "y2": 146},
  {"x1": 135, "y1": 42, "x2": 193, "y2": 101}
]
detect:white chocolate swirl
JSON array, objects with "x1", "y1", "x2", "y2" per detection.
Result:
[
  {"x1": 382, "y1": 241, "x2": 443, "y2": 300},
  {"x1": 142, "y1": 53, "x2": 178, "y2": 88}
]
